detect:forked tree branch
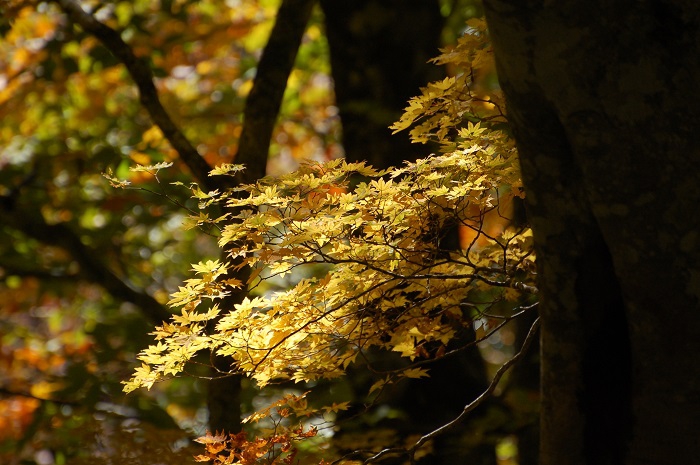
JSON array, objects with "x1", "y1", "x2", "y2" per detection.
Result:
[{"x1": 55, "y1": 0, "x2": 221, "y2": 192}]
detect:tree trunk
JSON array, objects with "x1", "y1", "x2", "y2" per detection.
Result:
[
  {"x1": 483, "y1": 1, "x2": 700, "y2": 463},
  {"x1": 208, "y1": 0, "x2": 316, "y2": 434},
  {"x1": 320, "y1": 4, "x2": 500, "y2": 464},
  {"x1": 319, "y1": 0, "x2": 445, "y2": 167}
]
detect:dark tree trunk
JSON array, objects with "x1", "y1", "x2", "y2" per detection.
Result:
[
  {"x1": 208, "y1": 0, "x2": 316, "y2": 434},
  {"x1": 483, "y1": 1, "x2": 700, "y2": 463},
  {"x1": 319, "y1": 4, "x2": 498, "y2": 464},
  {"x1": 319, "y1": 0, "x2": 445, "y2": 167}
]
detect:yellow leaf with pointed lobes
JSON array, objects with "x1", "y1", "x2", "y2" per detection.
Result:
[{"x1": 403, "y1": 368, "x2": 430, "y2": 379}]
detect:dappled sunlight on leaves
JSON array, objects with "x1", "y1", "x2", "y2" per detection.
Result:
[{"x1": 123, "y1": 18, "x2": 536, "y2": 462}]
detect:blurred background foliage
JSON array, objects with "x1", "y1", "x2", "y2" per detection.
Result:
[{"x1": 0, "y1": 1, "x2": 532, "y2": 464}]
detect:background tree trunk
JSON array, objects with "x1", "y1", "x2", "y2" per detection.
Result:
[
  {"x1": 483, "y1": 1, "x2": 700, "y2": 463},
  {"x1": 320, "y1": 0, "x2": 445, "y2": 167},
  {"x1": 208, "y1": 0, "x2": 316, "y2": 434},
  {"x1": 320, "y1": 3, "x2": 499, "y2": 463}
]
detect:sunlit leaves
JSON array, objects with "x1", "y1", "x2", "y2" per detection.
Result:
[
  {"x1": 210, "y1": 163, "x2": 247, "y2": 176},
  {"x1": 116, "y1": 14, "x2": 538, "y2": 463},
  {"x1": 0, "y1": 0, "x2": 340, "y2": 461},
  {"x1": 129, "y1": 161, "x2": 174, "y2": 173},
  {"x1": 126, "y1": 142, "x2": 535, "y2": 393},
  {"x1": 103, "y1": 167, "x2": 132, "y2": 188},
  {"x1": 391, "y1": 16, "x2": 506, "y2": 151}
]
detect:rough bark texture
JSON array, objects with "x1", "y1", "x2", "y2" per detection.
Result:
[
  {"x1": 483, "y1": 1, "x2": 700, "y2": 464},
  {"x1": 319, "y1": 0, "x2": 445, "y2": 167}
]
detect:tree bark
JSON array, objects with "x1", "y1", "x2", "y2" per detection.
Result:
[
  {"x1": 234, "y1": 0, "x2": 316, "y2": 184},
  {"x1": 319, "y1": 0, "x2": 445, "y2": 168},
  {"x1": 483, "y1": 1, "x2": 700, "y2": 463}
]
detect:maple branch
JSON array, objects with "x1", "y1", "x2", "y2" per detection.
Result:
[
  {"x1": 361, "y1": 317, "x2": 541, "y2": 465},
  {"x1": 55, "y1": 0, "x2": 221, "y2": 192},
  {"x1": 233, "y1": 0, "x2": 316, "y2": 184},
  {"x1": 0, "y1": 206, "x2": 170, "y2": 324}
]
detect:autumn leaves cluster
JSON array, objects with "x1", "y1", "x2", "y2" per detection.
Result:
[{"x1": 123, "y1": 17, "x2": 535, "y2": 461}]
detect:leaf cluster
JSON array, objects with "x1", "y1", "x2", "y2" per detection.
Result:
[
  {"x1": 194, "y1": 392, "x2": 331, "y2": 465},
  {"x1": 125, "y1": 152, "x2": 533, "y2": 393},
  {"x1": 391, "y1": 18, "x2": 507, "y2": 149},
  {"x1": 122, "y1": 15, "x2": 537, "y2": 462}
]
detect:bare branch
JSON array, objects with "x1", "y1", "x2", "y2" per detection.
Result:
[
  {"x1": 55, "y1": 0, "x2": 221, "y2": 192},
  {"x1": 362, "y1": 317, "x2": 541, "y2": 464}
]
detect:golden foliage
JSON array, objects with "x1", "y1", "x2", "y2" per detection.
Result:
[{"x1": 122, "y1": 16, "x2": 536, "y2": 462}]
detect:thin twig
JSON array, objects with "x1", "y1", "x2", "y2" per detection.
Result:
[{"x1": 363, "y1": 316, "x2": 541, "y2": 464}]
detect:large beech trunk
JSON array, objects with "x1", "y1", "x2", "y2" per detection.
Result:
[{"x1": 483, "y1": 2, "x2": 700, "y2": 463}]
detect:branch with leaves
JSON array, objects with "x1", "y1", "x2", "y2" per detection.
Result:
[
  {"x1": 123, "y1": 142, "x2": 535, "y2": 391},
  {"x1": 119, "y1": 15, "x2": 537, "y2": 463}
]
